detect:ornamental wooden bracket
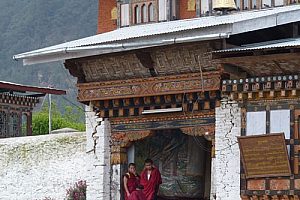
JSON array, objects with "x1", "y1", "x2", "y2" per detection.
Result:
[{"x1": 110, "y1": 130, "x2": 153, "y2": 165}]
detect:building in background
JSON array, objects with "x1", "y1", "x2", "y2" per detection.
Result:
[
  {"x1": 97, "y1": 0, "x2": 297, "y2": 33},
  {"x1": 0, "y1": 81, "x2": 65, "y2": 137},
  {"x1": 14, "y1": 1, "x2": 300, "y2": 199}
]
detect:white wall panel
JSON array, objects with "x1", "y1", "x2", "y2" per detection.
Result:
[{"x1": 246, "y1": 111, "x2": 266, "y2": 135}]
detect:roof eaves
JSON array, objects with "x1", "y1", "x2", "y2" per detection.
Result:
[
  {"x1": 213, "y1": 38, "x2": 300, "y2": 53},
  {"x1": 0, "y1": 81, "x2": 66, "y2": 95}
]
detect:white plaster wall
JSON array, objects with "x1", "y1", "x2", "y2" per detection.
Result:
[
  {"x1": 213, "y1": 98, "x2": 241, "y2": 200},
  {"x1": 210, "y1": 158, "x2": 217, "y2": 200},
  {"x1": 111, "y1": 164, "x2": 121, "y2": 200},
  {"x1": 0, "y1": 131, "x2": 87, "y2": 200},
  {"x1": 85, "y1": 105, "x2": 111, "y2": 200}
]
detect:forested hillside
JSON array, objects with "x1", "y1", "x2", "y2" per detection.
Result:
[
  {"x1": 0, "y1": 0, "x2": 98, "y2": 107},
  {"x1": 0, "y1": 0, "x2": 98, "y2": 119}
]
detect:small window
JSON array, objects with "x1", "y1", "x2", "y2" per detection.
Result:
[
  {"x1": 251, "y1": 0, "x2": 257, "y2": 9},
  {"x1": 270, "y1": 110, "x2": 290, "y2": 139},
  {"x1": 246, "y1": 111, "x2": 266, "y2": 135},
  {"x1": 149, "y1": 3, "x2": 155, "y2": 21},
  {"x1": 142, "y1": 4, "x2": 147, "y2": 23},
  {"x1": 243, "y1": 0, "x2": 249, "y2": 9},
  {"x1": 170, "y1": 0, "x2": 178, "y2": 20},
  {"x1": 158, "y1": 0, "x2": 167, "y2": 21},
  {"x1": 235, "y1": 0, "x2": 241, "y2": 10},
  {"x1": 134, "y1": 5, "x2": 141, "y2": 24},
  {"x1": 274, "y1": 0, "x2": 284, "y2": 6},
  {"x1": 200, "y1": 0, "x2": 210, "y2": 16},
  {"x1": 121, "y1": 4, "x2": 130, "y2": 26}
]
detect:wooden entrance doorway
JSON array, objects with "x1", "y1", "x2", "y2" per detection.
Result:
[{"x1": 133, "y1": 129, "x2": 212, "y2": 200}]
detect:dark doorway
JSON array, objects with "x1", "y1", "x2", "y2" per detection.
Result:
[{"x1": 134, "y1": 129, "x2": 212, "y2": 200}]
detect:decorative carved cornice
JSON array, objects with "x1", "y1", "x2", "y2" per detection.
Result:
[
  {"x1": 110, "y1": 111, "x2": 215, "y2": 132},
  {"x1": 110, "y1": 110, "x2": 214, "y2": 124},
  {"x1": 222, "y1": 75, "x2": 300, "y2": 101},
  {"x1": 77, "y1": 72, "x2": 221, "y2": 102}
]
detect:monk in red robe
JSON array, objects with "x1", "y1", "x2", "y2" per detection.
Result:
[
  {"x1": 140, "y1": 159, "x2": 162, "y2": 200},
  {"x1": 124, "y1": 163, "x2": 146, "y2": 200}
]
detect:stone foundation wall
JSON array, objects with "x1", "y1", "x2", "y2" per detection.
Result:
[{"x1": 0, "y1": 131, "x2": 87, "y2": 200}]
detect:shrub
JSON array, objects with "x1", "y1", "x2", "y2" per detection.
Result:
[{"x1": 66, "y1": 180, "x2": 87, "y2": 200}]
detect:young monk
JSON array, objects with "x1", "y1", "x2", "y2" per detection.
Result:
[
  {"x1": 140, "y1": 159, "x2": 162, "y2": 200},
  {"x1": 124, "y1": 163, "x2": 146, "y2": 200}
]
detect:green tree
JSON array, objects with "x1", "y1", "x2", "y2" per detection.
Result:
[{"x1": 32, "y1": 100, "x2": 85, "y2": 135}]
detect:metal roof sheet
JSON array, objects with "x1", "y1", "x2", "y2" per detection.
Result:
[
  {"x1": 14, "y1": 5, "x2": 300, "y2": 63},
  {"x1": 214, "y1": 37, "x2": 300, "y2": 53}
]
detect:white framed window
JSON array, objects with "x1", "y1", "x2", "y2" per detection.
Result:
[
  {"x1": 201, "y1": 0, "x2": 210, "y2": 16},
  {"x1": 149, "y1": 3, "x2": 155, "y2": 21},
  {"x1": 134, "y1": 5, "x2": 141, "y2": 24},
  {"x1": 159, "y1": 0, "x2": 167, "y2": 21},
  {"x1": 170, "y1": 0, "x2": 178, "y2": 20},
  {"x1": 142, "y1": 4, "x2": 148, "y2": 23},
  {"x1": 270, "y1": 109, "x2": 290, "y2": 139},
  {"x1": 243, "y1": 0, "x2": 249, "y2": 9},
  {"x1": 246, "y1": 111, "x2": 266, "y2": 136},
  {"x1": 121, "y1": 4, "x2": 130, "y2": 27},
  {"x1": 251, "y1": 0, "x2": 257, "y2": 9}
]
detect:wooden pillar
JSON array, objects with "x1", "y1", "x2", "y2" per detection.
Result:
[
  {"x1": 111, "y1": 146, "x2": 128, "y2": 165},
  {"x1": 27, "y1": 112, "x2": 32, "y2": 136}
]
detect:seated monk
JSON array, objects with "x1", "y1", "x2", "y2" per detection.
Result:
[
  {"x1": 140, "y1": 159, "x2": 162, "y2": 200},
  {"x1": 124, "y1": 163, "x2": 146, "y2": 200}
]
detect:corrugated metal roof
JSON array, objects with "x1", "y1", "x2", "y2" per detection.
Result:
[
  {"x1": 13, "y1": 5, "x2": 300, "y2": 64},
  {"x1": 16, "y1": 6, "x2": 300, "y2": 52},
  {"x1": 214, "y1": 37, "x2": 300, "y2": 53}
]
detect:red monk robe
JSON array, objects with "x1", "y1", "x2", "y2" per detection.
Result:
[
  {"x1": 124, "y1": 172, "x2": 146, "y2": 200},
  {"x1": 140, "y1": 167, "x2": 162, "y2": 200}
]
